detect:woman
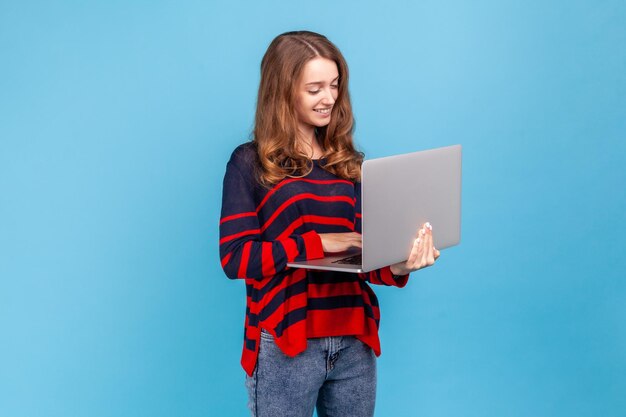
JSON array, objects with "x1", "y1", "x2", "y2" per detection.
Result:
[{"x1": 219, "y1": 30, "x2": 439, "y2": 417}]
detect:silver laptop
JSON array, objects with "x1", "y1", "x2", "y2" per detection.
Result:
[{"x1": 287, "y1": 144, "x2": 462, "y2": 273}]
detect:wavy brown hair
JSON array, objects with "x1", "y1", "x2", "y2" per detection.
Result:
[{"x1": 253, "y1": 31, "x2": 363, "y2": 186}]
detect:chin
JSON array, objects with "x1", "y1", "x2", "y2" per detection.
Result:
[{"x1": 313, "y1": 119, "x2": 331, "y2": 128}]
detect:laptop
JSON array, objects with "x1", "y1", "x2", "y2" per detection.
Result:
[{"x1": 287, "y1": 144, "x2": 462, "y2": 273}]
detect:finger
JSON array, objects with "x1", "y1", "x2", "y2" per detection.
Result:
[
  {"x1": 425, "y1": 226, "x2": 435, "y2": 265},
  {"x1": 419, "y1": 226, "x2": 434, "y2": 267},
  {"x1": 403, "y1": 229, "x2": 418, "y2": 269},
  {"x1": 413, "y1": 224, "x2": 426, "y2": 269},
  {"x1": 434, "y1": 248, "x2": 440, "y2": 260},
  {"x1": 338, "y1": 233, "x2": 360, "y2": 250},
  {"x1": 406, "y1": 236, "x2": 421, "y2": 266},
  {"x1": 351, "y1": 233, "x2": 363, "y2": 245},
  {"x1": 411, "y1": 227, "x2": 427, "y2": 268}
]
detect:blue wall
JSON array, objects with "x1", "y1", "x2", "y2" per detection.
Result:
[{"x1": 1, "y1": 1, "x2": 625, "y2": 416}]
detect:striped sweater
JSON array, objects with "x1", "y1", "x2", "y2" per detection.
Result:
[{"x1": 219, "y1": 142, "x2": 409, "y2": 376}]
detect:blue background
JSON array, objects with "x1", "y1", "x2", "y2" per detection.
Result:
[{"x1": 1, "y1": 1, "x2": 625, "y2": 416}]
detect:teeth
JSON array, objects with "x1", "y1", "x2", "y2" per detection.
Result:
[{"x1": 314, "y1": 108, "x2": 331, "y2": 114}]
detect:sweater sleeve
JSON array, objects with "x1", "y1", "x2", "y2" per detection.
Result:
[
  {"x1": 219, "y1": 154, "x2": 324, "y2": 280},
  {"x1": 358, "y1": 265, "x2": 409, "y2": 287},
  {"x1": 353, "y1": 181, "x2": 409, "y2": 287}
]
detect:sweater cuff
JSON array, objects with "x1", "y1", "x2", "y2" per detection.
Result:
[
  {"x1": 382, "y1": 266, "x2": 409, "y2": 287},
  {"x1": 302, "y1": 230, "x2": 324, "y2": 260}
]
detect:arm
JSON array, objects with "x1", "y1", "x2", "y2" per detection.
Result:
[
  {"x1": 219, "y1": 159, "x2": 324, "y2": 280},
  {"x1": 353, "y1": 184, "x2": 440, "y2": 287},
  {"x1": 352, "y1": 182, "x2": 410, "y2": 287}
]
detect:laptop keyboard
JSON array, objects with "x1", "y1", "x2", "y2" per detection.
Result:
[{"x1": 332, "y1": 254, "x2": 363, "y2": 265}]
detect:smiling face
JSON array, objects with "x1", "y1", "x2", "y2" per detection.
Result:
[{"x1": 293, "y1": 57, "x2": 339, "y2": 138}]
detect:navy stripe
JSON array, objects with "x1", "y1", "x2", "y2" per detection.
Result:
[
  {"x1": 259, "y1": 278, "x2": 308, "y2": 321},
  {"x1": 308, "y1": 294, "x2": 376, "y2": 322},
  {"x1": 259, "y1": 203, "x2": 352, "y2": 230},
  {"x1": 245, "y1": 337, "x2": 256, "y2": 351},
  {"x1": 363, "y1": 286, "x2": 380, "y2": 308},
  {"x1": 274, "y1": 307, "x2": 308, "y2": 338},
  {"x1": 259, "y1": 184, "x2": 356, "y2": 216},
  {"x1": 368, "y1": 294, "x2": 379, "y2": 308},
  {"x1": 220, "y1": 218, "x2": 259, "y2": 239},
  {"x1": 252, "y1": 270, "x2": 291, "y2": 302},
  {"x1": 362, "y1": 302, "x2": 376, "y2": 322},
  {"x1": 248, "y1": 312, "x2": 259, "y2": 327},
  {"x1": 308, "y1": 295, "x2": 364, "y2": 310},
  {"x1": 307, "y1": 270, "x2": 360, "y2": 285}
]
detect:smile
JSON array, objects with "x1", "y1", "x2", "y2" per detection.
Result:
[{"x1": 314, "y1": 108, "x2": 332, "y2": 114}]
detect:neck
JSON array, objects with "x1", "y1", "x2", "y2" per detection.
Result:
[{"x1": 297, "y1": 128, "x2": 323, "y2": 159}]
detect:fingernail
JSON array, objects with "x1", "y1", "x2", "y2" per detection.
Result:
[
  {"x1": 420, "y1": 229, "x2": 425, "y2": 236},
  {"x1": 425, "y1": 222, "x2": 432, "y2": 230},
  {"x1": 415, "y1": 237, "x2": 421, "y2": 245}
]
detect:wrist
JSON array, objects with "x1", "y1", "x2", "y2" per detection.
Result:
[{"x1": 389, "y1": 264, "x2": 406, "y2": 277}]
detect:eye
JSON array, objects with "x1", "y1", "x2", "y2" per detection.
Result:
[
  {"x1": 308, "y1": 89, "x2": 321, "y2": 95},
  {"x1": 331, "y1": 84, "x2": 338, "y2": 89}
]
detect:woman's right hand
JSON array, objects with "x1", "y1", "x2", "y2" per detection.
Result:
[
  {"x1": 318, "y1": 232, "x2": 362, "y2": 253},
  {"x1": 389, "y1": 222, "x2": 440, "y2": 276}
]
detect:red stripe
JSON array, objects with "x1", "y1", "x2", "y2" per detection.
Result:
[
  {"x1": 356, "y1": 328, "x2": 381, "y2": 357},
  {"x1": 359, "y1": 287, "x2": 380, "y2": 318},
  {"x1": 360, "y1": 285, "x2": 374, "y2": 306},
  {"x1": 220, "y1": 211, "x2": 256, "y2": 224},
  {"x1": 260, "y1": 270, "x2": 307, "y2": 308},
  {"x1": 246, "y1": 294, "x2": 254, "y2": 310},
  {"x1": 238, "y1": 241, "x2": 252, "y2": 278},
  {"x1": 355, "y1": 213, "x2": 362, "y2": 219},
  {"x1": 256, "y1": 272, "x2": 307, "y2": 328},
  {"x1": 260, "y1": 193, "x2": 354, "y2": 233},
  {"x1": 219, "y1": 228, "x2": 260, "y2": 245},
  {"x1": 307, "y1": 281, "x2": 362, "y2": 298},
  {"x1": 221, "y1": 252, "x2": 232, "y2": 268},
  {"x1": 278, "y1": 215, "x2": 354, "y2": 240},
  {"x1": 273, "y1": 320, "x2": 307, "y2": 356},
  {"x1": 249, "y1": 274, "x2": 274, "y2": 291},
  {"x1": 256, "y1": 178, "x2": 353, "y2": 213},
  {"x1": 280, "y1": 238, "x2": 299, "y2": 262},
  {"x1": 360, "y1": 269, "x2": 380, "y2": 285},
  {"x1": 306, "y1": 308, "x2": 366, "y2": 338},
  {"x1": 262, "y1": 291, "x2": 308, "y2": 330},
  {"x1": 379, "y1": 267, "x2": 393, "y2": 285},
  {"x1": 245, "y1": 284, "x2": 265, "y2": 311},
  {"x1": 301, "y1": 230, "x2": 323, "y2": 260},
  {"x1": 261, "y1": 242, "x2": 276, "y2": 277}
]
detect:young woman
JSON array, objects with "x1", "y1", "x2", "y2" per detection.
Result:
[{"x1": 219, "y1": 31, "x2": 439, "y2": 417}]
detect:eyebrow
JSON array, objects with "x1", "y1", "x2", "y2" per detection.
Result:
[{"x1": 305, "y1": 76, "x2": 339, "y2": 86}]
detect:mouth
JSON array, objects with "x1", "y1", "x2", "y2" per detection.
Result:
[{"x1": 314, "y1": 107, "x2": 332, "y2": 115}]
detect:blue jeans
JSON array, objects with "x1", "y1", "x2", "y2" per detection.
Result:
[{"x1": 245, "y1": 330, "x2": 377, "y2": 417}]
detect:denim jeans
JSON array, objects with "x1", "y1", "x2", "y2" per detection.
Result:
[{"x1": 245, "y1": 330, "x2": 377, "y2": 417}]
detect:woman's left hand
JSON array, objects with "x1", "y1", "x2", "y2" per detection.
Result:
[{"x1": 389, "y1": 222, "x2": 440, "y2": 276}]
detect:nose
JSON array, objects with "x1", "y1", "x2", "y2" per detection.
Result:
[{"x1": 321, "y1": 87, "x2": 336, "y2": 105}]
